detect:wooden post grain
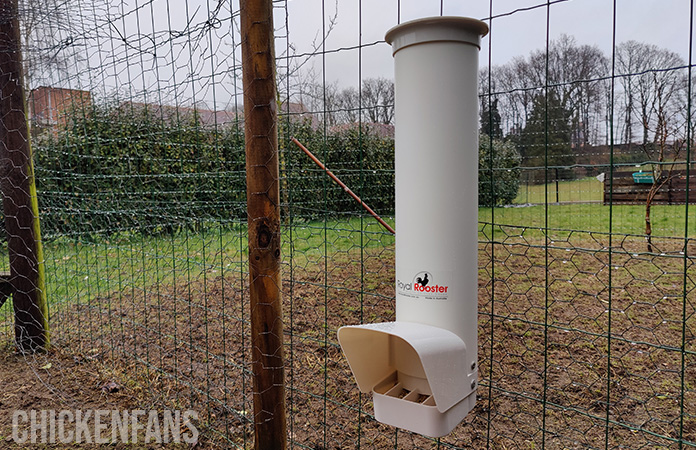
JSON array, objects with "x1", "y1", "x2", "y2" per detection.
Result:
[
  {"x1": 0, "y1": 0, "x2": 49, "y2": 353},
  {"x1": 240, "y1": 0, "x2": 287, "y2": 448}
]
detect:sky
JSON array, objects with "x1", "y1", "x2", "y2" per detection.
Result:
[
  {"x1": 281, "y1": 0, "x2": 695, "y2": 89},
  {"x1": 42, "y1": 0, "x2": 696, "y2": 110}
]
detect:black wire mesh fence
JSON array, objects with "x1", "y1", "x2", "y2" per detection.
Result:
[{"x1": 0, "y1": 0, "x2": 694, "y2": 448}]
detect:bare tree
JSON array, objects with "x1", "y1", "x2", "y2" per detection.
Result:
[
  {"x1": 616, "y1": 41, "x2": 688, "y2": 251},
  {"x1": 18, "y1": 0, "x2": 108, "y2": 89},
  {"x1": 294, "y1": 76, "x2": 342, "y2": 126},
  {"x1": 616, "y1": 41, "x2": 686, "y2": 148},
  {"x1": 336, "y1": 86, "x2": 359, "y2": 124},
  {"x1": 362, "y1": 77, "x2": 394, "y2": 124},
  {"x1": 290, "y1": 76, "x2": 395, "y2": 128},
  {"x1": 318, "y1": 81, "x2": 342, "y2": 126},
  {"x1": 483, "y1": 35, "x2": 608, "y2": 148},
  {"x1": 642, "y1": 98, "x2": 687, "y2": 251},
  {"x1": 616, "y1": 40, "x2": 641, "y2": 148},
  {"x1": 490, "y1": 58, "x2": 536, "y2": 139},
  {"x1": 525, "y1": 34, "x2": 609, "y2": 147}
]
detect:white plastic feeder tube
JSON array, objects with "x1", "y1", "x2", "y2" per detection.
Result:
[
  {"x1": 338, "y1": 16, "x2": 488, "y2": 438},
  {"x1": 391, "y1": 16, "x2": 486, "y2": 357}
]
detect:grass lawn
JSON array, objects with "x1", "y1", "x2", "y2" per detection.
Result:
[
  {"x1": 514, "y1": 177, "x2": 604, "y2": 204},
  {"x1": 481, "y1": 202, "x2": 696, "y2": 238},
  {"x1": 0, "y1": 216, "x2": 396, "y2": 325},
  {"x1": 1, "y1": 199, "x2": 693, "y2": 329},
  {"x1": 497, "y1": 176, "x2": 696, "y2": 238}
]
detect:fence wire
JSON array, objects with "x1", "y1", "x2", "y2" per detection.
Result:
[{"x1": 0, "y1": 0, "x2": 694, "y2": 449}]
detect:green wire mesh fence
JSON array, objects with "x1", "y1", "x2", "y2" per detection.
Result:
[{"x1": 0, "y1": 0, "x2": 694, "y2": 448}]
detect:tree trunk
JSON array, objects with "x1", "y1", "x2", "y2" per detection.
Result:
[
  {"x1": 645, "y1": 200, "x2": 653, "y2": 253},
  {"x1": 240, "y1": 0, "x2": 287, "y2": 448},
  {"x1": 0, "y1": 0, "x2": 49, "y2": 353}
]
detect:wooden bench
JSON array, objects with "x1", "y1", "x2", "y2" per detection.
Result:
[{"x1": 0, "y1": 271, "x2": 12, "y2": 308}]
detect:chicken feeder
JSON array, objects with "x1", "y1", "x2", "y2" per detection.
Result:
[{"x1": 337, "y1": 16, "x2": 488, "y2": 438}]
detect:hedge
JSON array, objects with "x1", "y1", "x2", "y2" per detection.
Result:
[{"x1": 33, "y1": 101, "x2": 518, "y2": 238}]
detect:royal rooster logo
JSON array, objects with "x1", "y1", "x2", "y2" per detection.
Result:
[{"x1": 398, "y1": 271, "x2": 448, "y2": 297}]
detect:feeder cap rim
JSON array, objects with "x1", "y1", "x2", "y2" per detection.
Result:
[{"x1": 385, "y1": 16, "x2": 489, "y2": 52}]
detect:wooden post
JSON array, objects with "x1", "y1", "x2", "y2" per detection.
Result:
[
  {"x1": 0, "y1": 0, "x2": 48, "y2": 353},
  {"x1": 240, "y1": 1, "x2": 287, "y2": 449}
]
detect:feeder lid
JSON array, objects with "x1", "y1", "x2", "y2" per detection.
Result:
[
  {"x1": 337, "y1": 321, "x2": 471, "y2": 413},
  {"x1": 385, "y1": 16, "x2": 489, "y2": 54}
]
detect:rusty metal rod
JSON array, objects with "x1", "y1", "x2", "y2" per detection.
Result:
[{"x1": 291, "y1": 137, "x2": 396, "y2": 235}]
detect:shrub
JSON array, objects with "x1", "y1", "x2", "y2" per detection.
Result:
[
  {"x1": 281, "y1": 120, "x2": 394, "y2": 221},
  {"x1": 34, "y1": 103, "x2": 396, "y2": 237},
  {"x1": 479, "y1": 134, "x2": 522, "y2": 206},
  {"x1": 34, "y1": 101, "x2": 246, "y2": 237}
]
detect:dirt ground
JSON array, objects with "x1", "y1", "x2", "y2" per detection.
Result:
[
  {"x1": 0, "y1": 343, "x2": 200, "y2": 449},
  {"x1": 0, "y1": 234, "x2": 694, "y2": 449}
]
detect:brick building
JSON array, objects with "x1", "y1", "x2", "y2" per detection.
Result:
[{"x1": 28, "y1": 86, "x2": 92, "y2": 128}]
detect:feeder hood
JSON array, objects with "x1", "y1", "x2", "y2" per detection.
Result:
[
  {"x1": 338, "y1": 322, "x2": 476, "y2": 438},
  {"x1": 338, "y1": 322, "x2": 471, "y2": 413}
]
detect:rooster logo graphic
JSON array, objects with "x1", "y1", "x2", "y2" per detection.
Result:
[{"x1": 415, "y1": 272, "x2": 429, "y2": 287}]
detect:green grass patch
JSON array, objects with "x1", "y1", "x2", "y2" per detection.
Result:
[
  {"x1": 480, "y1": 202, "x2": 696, "y2": 239},
  {"x1": 31, "y1": 216, "x2": 395, "y2": 315},
  {"x1": 514, "y1": 177, "x2": 604, "y2": 204},
  {"x1": 1, "y1": 202, "x2": 692, "y2": 331}
]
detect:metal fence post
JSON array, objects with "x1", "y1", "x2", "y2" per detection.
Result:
[
  {"x1": 0, "y1": 0, "x2": 48, "y2": 353},
  {"x1": 240, "y1": 0, "x2": 287, "y2": 448}
]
